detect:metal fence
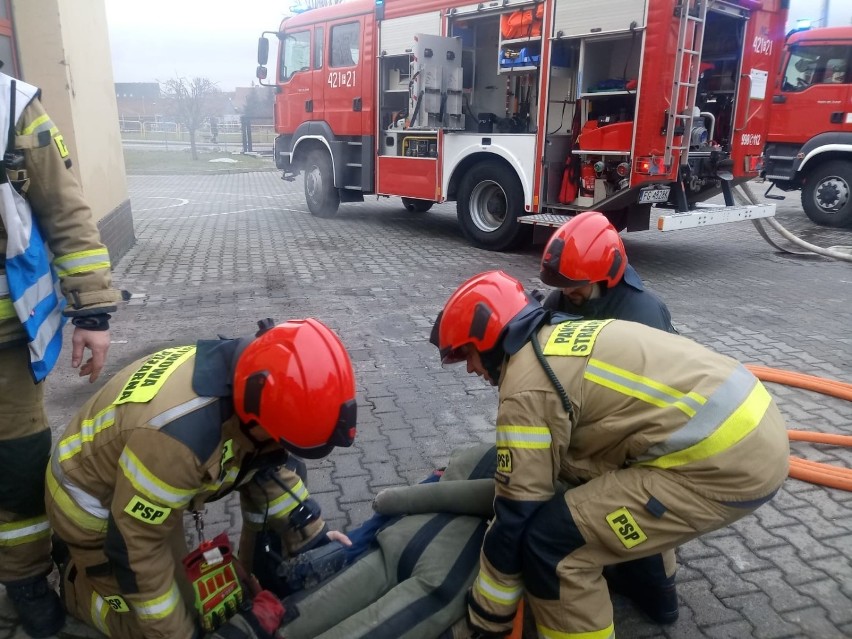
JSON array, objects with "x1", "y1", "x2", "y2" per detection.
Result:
[{"x1": 119, "y1": 118, "x2": 276, "y2": 154}]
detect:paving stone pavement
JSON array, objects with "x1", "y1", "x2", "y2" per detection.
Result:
[{"x1": 2, "y1": 169, "x2": 850, "y2": 639}]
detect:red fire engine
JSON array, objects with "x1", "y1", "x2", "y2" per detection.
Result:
[
  {"x1": 257, "y1": 0, "x2": 788, "y2": 251},
  {"x1": 762, "y1": 25, "x2": 852, "y2": 229}
]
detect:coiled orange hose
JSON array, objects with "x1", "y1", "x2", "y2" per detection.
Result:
[{"x1": 745, "y1": 364, "x2": 852, "y2": 491}]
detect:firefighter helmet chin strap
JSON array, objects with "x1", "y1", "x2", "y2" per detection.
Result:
[
  {"x1": 234, "y1": 322, "x2": 276, "y2": 451},
  {"x1": 479, "y1": 346, "x2": 507, "y2": 382}
]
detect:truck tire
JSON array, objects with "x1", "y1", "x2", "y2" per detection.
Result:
[
  {"x1": 401, "y1": 198, "x2": 433, "y2": 213},
  {"x1": 304, "y1": 150, "x2": 340, "y2": 218},
  {"x1": 801, "y1": 160, "x2": 852, "y2": 228},
  {"x1": 456, "y1": 161, "x2": 530, "y2": 251}
]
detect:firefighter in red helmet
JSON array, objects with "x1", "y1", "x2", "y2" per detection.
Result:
[
  {"x1": 540, "y1": 211, "x2": 680, "y2": 619},
  {"x1": 45, "y1": 318, "x2": 356, "y2": 639},
  {"x1": 540, "y1": 211, "x2": 676, "y2": 333},
  {"x1": 431, "y1": 271, "x2": 788, "y2": 639}
]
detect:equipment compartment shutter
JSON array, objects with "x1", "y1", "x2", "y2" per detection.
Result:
[
  {"x1": 380, "y1": 12, "x2": 441, "y2": 56},
  {"x1": 554, "y1": 0, "x2": 646, "y2": 38}
]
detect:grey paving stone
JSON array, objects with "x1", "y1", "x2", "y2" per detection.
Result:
[
  {"x1": 782, "y1": 607, "x2": 851, "y2": 639},
  {"x1": 678, "y1": 580, "x2": 743, "y2": 626},
  {"x1": 689, "y1": 556, "x2": 761, "y2": 599},
  {"x1": 740, "y1": 569, "x2": 819, "y2": 613},
  {"x1": 721, "y1": 591, "x2": 805, "y2": 638}
]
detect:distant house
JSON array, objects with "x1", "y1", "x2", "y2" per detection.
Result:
[
  {"x1": 114, "y1": 82, "x2": 247, "y2": 127},
  {"x1": 114, "y1": 83, "x2": 164, "y2": 124},
  {"x1": 115, "y1": 82, "x2": 160, "y2": 100}
]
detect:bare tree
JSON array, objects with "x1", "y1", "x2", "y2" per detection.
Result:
[
  {"x1": 243, "y1": 85, "x2": 276, "y2": 119},
  {"x1": 160, "y1": 77, "x2": 220, "y2": 160}
]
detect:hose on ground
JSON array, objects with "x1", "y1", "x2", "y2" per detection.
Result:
[
  {"x1": 736, "y1": 183, "x2": 852, "y2": 263},
  {"x1": 745, "y1": 364, "x2": 852, "y2": 491}
]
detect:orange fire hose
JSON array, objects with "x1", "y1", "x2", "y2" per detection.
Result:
[{"x1": 745, "y1": 364, "x2": 852, "y2": 492}]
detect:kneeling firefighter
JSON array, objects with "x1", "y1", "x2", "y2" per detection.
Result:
[
  {"x1": 431, "y1": 270, "x2": 790, "y2": 639},
  {"x1": 45, "y1": 318, "x2": 356, "y2": 639}
]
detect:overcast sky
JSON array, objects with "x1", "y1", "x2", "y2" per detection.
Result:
[
  {"x1": 105, "y1": 0, "x2": 289, "y2": 91},
  {"x1": 106, "y1": 0, "x2": 852, "y2": 92}
]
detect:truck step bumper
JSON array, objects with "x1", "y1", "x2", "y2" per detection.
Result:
[
  {"x1": 518, "y1": 213, "x2": 573, "y2": 228},
  {"x1": 657, "y1": 203, "x2": 776, "y2": 231}
]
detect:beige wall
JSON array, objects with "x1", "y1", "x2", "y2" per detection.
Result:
[{"x1": 11, "y1": 0, "x2": 128, "y2": 226}]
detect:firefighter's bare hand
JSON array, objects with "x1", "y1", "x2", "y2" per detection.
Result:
[
  {"x1": 71, "y1": 327, "x2": 111, "y2": 383},
  {"x1": 326, "y1": 530, "x2": 352, "y2": 546}
]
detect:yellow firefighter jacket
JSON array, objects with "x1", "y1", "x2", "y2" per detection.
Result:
[
  {"x1": 0, "y1": 91, "x2": 119, "y2": 347},
  {"x1": 45, "y1": 338, "x2": 328, "y2": 639},
  {"x1": 473, "y1": 319, "x2": 789, "y2": 624}
]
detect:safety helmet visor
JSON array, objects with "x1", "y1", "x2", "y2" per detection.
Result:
[
  {"x1": 430, "y1": 271, "x2": 531, "y2": 364},
  {"x1": 282, "y1": 398, "x2": 357, "y2": 459},
  {"x1": 540, "y1": 236, "x2": 592, "y2": 288},
  {"x1": 539, "y1": 212, "x2": 626, "y2": 289},
  {"x1": 429, "y1": 311, "x2": 469, "y2": 365}
]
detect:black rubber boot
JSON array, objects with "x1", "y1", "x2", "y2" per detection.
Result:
[
  {"x1": 604, "y1": 558, "x2": 679, "y2": 625},
  {"x1": 3, "y1": 574, "x2": 66, "y2": 638}
]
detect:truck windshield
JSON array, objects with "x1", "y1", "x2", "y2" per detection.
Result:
[
  {"x1": 281, "y1": 31, "x2": 311, "y2": 82},
  {"x1": 783, "y1": 44, "x2": 849, "y2": 91}
]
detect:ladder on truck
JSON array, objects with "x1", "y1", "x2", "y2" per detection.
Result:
[{"x1": 663, "y1": 0, "x2": 709, "y2": 170}]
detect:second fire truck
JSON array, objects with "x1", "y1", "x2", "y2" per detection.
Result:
[
  {"x1": 762, "y1": 25, "x2": 852, "y2": 229},
  {"x1": 257, "y1": 0, "x2": 788, "y2": 251}
]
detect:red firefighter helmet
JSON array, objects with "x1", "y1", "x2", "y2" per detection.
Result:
[
  {"x1": 539, "y1": 211, "x2": 627, "y2": 289},
  {"x1": 430, "y1": 270, "x2": 532, "y2": 364},
  {"x1": 234, "y1": 319, "x2": 356, "y2": 459}
]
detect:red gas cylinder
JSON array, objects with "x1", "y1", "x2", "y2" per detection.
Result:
[{"x1": 580, "y1": 161, "x2": 596, "y2": 197}]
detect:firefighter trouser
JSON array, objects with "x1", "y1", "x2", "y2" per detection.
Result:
[
  {"x1": 55, "y1": 528, "x2": 194, "y2": 638},
  {"x1": 521, "y1": 466, "x2": 781, "y2": 638},
  {"x1": 0, "y1": 344, "x2": 53, "y2": 583}
]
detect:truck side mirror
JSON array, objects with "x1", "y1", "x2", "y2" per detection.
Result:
[
  {"x1": 256, "y1": 65, "x2": 268, "y2": 81},
  {"x1": 258, "y1": 37, "x2": 270, "y2": 65}
]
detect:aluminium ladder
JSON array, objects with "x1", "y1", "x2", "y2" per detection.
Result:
[{"x1": 663, "y1": 0, "x2": 709, "y2": 170}]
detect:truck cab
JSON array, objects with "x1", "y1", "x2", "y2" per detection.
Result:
[{"x1": 762, "y1": 26, "x2": 852, "y2": 228}]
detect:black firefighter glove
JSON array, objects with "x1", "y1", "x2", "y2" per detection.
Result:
[
  {"x1": 465, "y1": 588, "x2": 515, "y2": 639},
  {"x1": 206, "y1": 591, "x2": 285, "y2": 639}
]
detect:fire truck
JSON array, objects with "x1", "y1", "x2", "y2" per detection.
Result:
[
  {"x1": 762, "y1": 26, "x2": 852, "y2": 228},
  {"x1": 257, "y1": 0, "x2": 788, "y2": 251}
]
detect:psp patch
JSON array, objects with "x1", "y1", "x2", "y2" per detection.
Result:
[
  {"x1": 53, "y1": 134, "x2": 69, "y2": 158},
  {"x1": 125, "y1": 494, "x2": 171, "y2": 525},
  {"x1": 605, "y1": 506, "x2": 647, "y2": 549},
  {"x1": 103, "y1": 594, "x2": 130, "y2": 613},
  {"x1": 221, "y1": 439, "x2": 234, "y2": 464},
  {"x1": 497, "y1": 448, "x2": 513, "y2": 474}
]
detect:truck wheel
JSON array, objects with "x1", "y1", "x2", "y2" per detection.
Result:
[
  {"x1": 401, "y1": 198, "x2": 433, "y2": 213},
  {"x1": 456, "y1": 161, "x2": 530, "y2": 251},
  {"x1": 304, "y1": 150, "x2": 340, "y2": 218},
  {"x1": 802, "y1": 160, "x2": 852, "y2": 228}
]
